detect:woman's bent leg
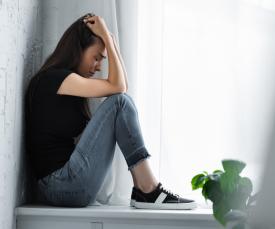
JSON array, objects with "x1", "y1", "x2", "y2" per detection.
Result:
[{"x1": 38, "y1": 93, "x2": 151, "y2": 207}]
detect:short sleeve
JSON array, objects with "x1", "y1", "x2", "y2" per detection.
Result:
[{"x1": 39, "y1": 68, "x2": 74, "y2": 95}]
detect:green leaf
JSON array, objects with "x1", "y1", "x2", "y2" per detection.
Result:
[
  {"x1": 222, "y1": 159, "x2": 246, "y2": 175},
  {"x1": 213, "y1": 169, "x2": 224, "y2": 175},
  {"x1": 203, "y1": 179, "x2": 223, "y2": 203},
  {"x1": 227, "y1": 192, "x2": 247, "y2": 210},
  {"x1": 226, "y1": 177, "x2": 253, "y2": 209},
  {"x1": 203, "y1": 171, "x2": 208, "y2": 175},
  {"x1": 191, "y1": 174, "x2": 207, "y2": 190},
  {"x1": 208, "y1": 173, "x2": 221, "y2": 181},
  {"x1": 202, "y1": 185, "x2": 208, "y2": 200},
  {"x1": 220, "y1": 172, "x2": 239, "y2": 194},
  {"x1": 238, "y1": 177, "x2": 253, "y2": 196},
  {"x1": 213, "y1": 201, "x2": 231, "y2": 226}
]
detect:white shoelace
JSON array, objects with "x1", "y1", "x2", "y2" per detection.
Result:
[{"x1": 160, "y1": 185, "x2": 180, "y2": 199}]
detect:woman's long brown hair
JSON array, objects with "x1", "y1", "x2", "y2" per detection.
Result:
[{"x1": 24, "y1": 13, "x2": 100, "y2": 151}]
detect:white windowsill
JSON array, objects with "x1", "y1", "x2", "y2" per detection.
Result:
[{"x1": 15, "y1": 204, "x2": 214, "y2": 221}]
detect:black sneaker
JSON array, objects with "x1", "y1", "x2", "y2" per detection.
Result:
[
  {"x1": 130, "y1": 186, "x2": 138, "y2": 207},
  {"x1": 133, "y1": 182, "x2": 197, "y2": 210}
]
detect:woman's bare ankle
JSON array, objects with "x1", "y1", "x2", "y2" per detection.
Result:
[{"x1": 135, "y1": 182, "x2": 159, "y2": 193}]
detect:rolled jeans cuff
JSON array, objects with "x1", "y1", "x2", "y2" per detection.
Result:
[{"x1": 126, "y1": 146, "x2": 151, "y2": 171}]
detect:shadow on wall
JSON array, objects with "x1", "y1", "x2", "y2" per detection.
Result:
[{"x1": 16, "y1": 2, "x2": 43, "y2": 206}]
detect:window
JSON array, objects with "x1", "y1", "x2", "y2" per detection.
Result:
[{"x1": 136, "y1": 0, "x2": 275, "y2": 205}]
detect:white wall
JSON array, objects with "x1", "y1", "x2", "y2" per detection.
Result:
[{"x1": 0, "y1": 0, "x2": 42, "y2": 228}]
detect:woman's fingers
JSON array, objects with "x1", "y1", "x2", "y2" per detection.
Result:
[
  {"x1": 83, "y1": 17, "x2": 96, "y2": 30},
  {"x1": 83, "y1": 15, "x2": 110, "y2": 39},
  {"x1": 83, "y1": 13, "x2": 95, "y2": 18},
  {"x1": 83, "y1": 16, "x2": 97, "y2": 24},
  {"x1": 83, "y1": 19, "x2": 94, "y2": 24}
]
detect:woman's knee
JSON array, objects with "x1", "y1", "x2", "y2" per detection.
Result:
[
  {"x1": 102, "y1": 93, "x2": 138, "y2": 114},
  {"x1": 105, "y1": 92, "x2": 131, "y2": 104},
  {"x1": 109, "y1": 92, "x2": 128, "y2": 99}
]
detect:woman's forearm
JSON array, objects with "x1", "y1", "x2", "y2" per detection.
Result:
[
  {"x1": 102, "y1": 34, "x2": 126, "y2": 91},
  {"x1": 110, "y1": 34, "x2": 128, "y2": 91}
]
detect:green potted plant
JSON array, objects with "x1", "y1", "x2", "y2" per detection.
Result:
[{"x1": 191, "y1": 159, "x2": 258, "y2": 229}]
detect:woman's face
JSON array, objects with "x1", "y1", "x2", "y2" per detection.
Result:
[{"x1": 77, "y1": 39, "x2": 106, "y2": 78}]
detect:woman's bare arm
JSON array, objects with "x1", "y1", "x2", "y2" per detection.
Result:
[
  {"x1": 56, "y1": 16, "x2": 127, "y2": 98},
  {"x1": 102, "y1": 34, "x2": 126, "y2": 91},
  {"x1": 110, "y1": 33, "x2": 128, "y2": 91},
  {"x1": 85, "y1": 16, "x2": 127, "y2": 91}
]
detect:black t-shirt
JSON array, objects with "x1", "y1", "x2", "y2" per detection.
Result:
[{"x1": 26, "y1": 68, "x2": 90, "y2": 180}]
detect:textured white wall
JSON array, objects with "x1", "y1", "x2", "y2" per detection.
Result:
[{"x1": 0, "y1": 0, "x2": 42, "y2": 228}]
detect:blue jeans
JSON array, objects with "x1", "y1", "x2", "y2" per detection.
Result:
[{"x1": 36, "y1": 93, "x2": 151, "y2": 207}]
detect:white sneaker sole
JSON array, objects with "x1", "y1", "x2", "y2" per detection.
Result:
[
  {"x1": 130, "y1": 199, "x2": 136, "y2": 207},
  {"x1": 134, "y1": 201, "x2": 198, "y2": 210}
]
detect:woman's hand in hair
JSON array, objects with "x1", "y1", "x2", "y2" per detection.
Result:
[{"x1": 83, "y1": 16, "x2": 110, "y2": 41}]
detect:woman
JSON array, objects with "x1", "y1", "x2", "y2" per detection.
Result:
[{"x1": 25, "y1": 13, "x2": 197, "y2": 210}]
